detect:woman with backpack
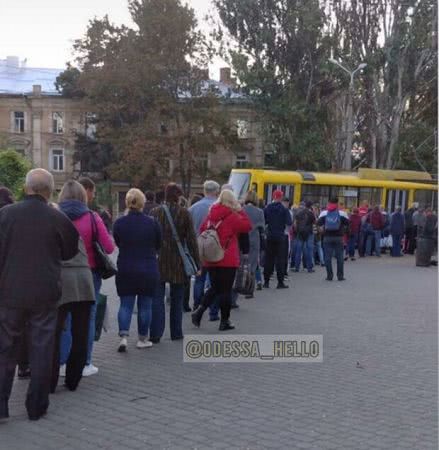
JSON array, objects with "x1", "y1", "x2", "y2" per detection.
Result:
[{"x1": 192, "y1": 189, "x2": 252, "y2": 331}]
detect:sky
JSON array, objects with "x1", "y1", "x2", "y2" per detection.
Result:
[{"x1": 0, "y1": 0, "x2": 225, "y2": 78}]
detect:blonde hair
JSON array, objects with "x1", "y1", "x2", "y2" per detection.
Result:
[
  {"x1": 126, "y1": 188, "x2": 145, "y2": 212},
  {"x1": 217, "y1": 189, "x2": 241, "y2": 211},
  {"x1": 59, "y1": 180, "x2": 87, "y2": 204}
]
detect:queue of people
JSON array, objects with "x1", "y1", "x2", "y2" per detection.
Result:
[{"x1": 0, "y1": 169, "x2": 437, "y2": 422}]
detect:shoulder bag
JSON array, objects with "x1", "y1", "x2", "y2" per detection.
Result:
[
  {"x1": 162, "y1": 205, "x2": 198, "y2": 277},
  {"x1": 90, "y1": 212, "x2": 117, "y2": 279}
]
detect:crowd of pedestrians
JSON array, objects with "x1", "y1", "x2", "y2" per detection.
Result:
[{"x1": 0, "y1": 169, "x2": 437, "y2": 421}]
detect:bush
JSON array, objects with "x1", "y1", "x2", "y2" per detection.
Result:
[{"x1": 0, "y1": 150, "x2": 31, "y2": 198}]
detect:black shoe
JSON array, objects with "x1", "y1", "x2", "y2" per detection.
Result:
[
  {"x1": 338, "y1": 277, "x2": 346, "y2": 281},
  {"x1": 17, "y1": 367, "x2": 31, "y2": 379},
  {"x1": 308, "y1": 269, "x2": 315, "y2": 273},
  {"x1": 191, "y1": 306, "x2": 206, "y2": 327},
  {"x1": 219, "y1": 320, "x2": 235, "y2": 331},
  {"x1": 256, "y1": 283, "x2": 262, "y2": 291},
  {"x1": 209, "y1": 316, "x2": 220, "y2": 322},
  {"x1": 149, "y1": 337, "x2": 160, "y2": 344},
  {"x1": 28, "y1": 410, "x2": 47, "y2": 421},
  {"x1": 171, "y1": 336, "x2": 184, "y2": 341},
  {"x1": 263, "y1": 282, "x2": 270, "y2": 289},
  {"x1": 183, "y1": 305, "x2": 192, "y2": 312},
  {"x1": 276, "y1": 283, "x2": 289, "y2": 289},
  {"x1": 351, "y1": 257, "x2": 356, "y2": 261},
  {"x1": 325, "y1": 277, "x2": 333, "y2": 281},
  {"x1": 245, "y1": 294, "x2": 254, "y2": 299},
  {"x1": 231, "y1": 304, "x2": 239, "y2": 309}
]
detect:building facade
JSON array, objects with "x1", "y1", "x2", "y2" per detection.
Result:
[{"x1": 0, "y1": 57, "x2": 265, "y2": 215}]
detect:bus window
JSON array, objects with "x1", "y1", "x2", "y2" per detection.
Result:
[
  {"x1": 331, "y1": 186, "x2": 359, "y2": 210},
  {"x1": 264, "y1": 184, "x2": 295, "y2": 204},
  {"x1": 228, "y1": 172, "x2": 250, "y2": 200},
  {"x1": 301, "y1": 185, "x2": 330, "y2": 207},
  {"x1": 358, "y1": 187, "x2": 382, "y2": 208},
  {"x1": 414, "y1": 189, "x2": 437, "y2": 210},
  {"x1": 386, "y1": 189, "x2": 408, "y2": 213}
]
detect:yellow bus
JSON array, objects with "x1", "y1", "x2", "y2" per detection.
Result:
[{"x1": 228, "y1": 168, "x2": 438, "y2": 212}]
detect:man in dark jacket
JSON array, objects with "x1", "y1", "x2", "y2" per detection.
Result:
[
  {"x1": 390, "y1": 207, "x2": 405, "y2": 257},
  {"x1": 143, "y1": 191, "x2": 159, "y2": 216},
  {"x1": 317, "y1": 197, "x2": 349, "y2": 281},
  {"x1": 293, "y1": 201, "x2": 316, "y2": 272},
  {"x1": 366, "y1": 206, "x2": 385, "y2": 256},
  {"x1": 404, "y1": 204, "x2": 417, "y2": 254},
  {"x1": 263, "y1": 190, "x2": 292, "y2": 289},
  {"x1": 0, "y1": 169, "x2": 79, "y2": 421},
  {"x1": 348, "y1": 207, "x2": 362, "y2": 260}
]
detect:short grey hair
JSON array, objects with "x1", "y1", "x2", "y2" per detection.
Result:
[
  {"x1": 59, "y1": 180, "x2": 87, "y2": 204},
  {"x1": 25, "y1": 168, "x2": 54, "y2": 199},
  {"x1": 203, "y1": 180, "x2": 220, "y2": 196}
]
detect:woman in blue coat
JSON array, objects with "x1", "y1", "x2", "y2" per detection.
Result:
[
  {"x1": 113, "y1": 189, "x2": 162, "y2": 351},
  {"x1": 390, "y1": 206, "x2": 405, "y2": 257}
]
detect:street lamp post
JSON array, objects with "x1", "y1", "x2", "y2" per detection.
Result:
[{"x1": 329, "y1": 58, "x2": 367, "y2": 171}]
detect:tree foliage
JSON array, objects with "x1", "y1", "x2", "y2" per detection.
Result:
[
  {"x1": 0, "y1": 149, "x2": 31, "y2": 197},
  {"x1": 60, "y1": 0, "x2": 238, "y2": 194},
  {"x1": 213, "y1": 0, "x2": 437, "y2": 171}
]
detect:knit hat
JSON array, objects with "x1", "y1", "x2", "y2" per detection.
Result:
[{"x1": 272, "y1": 190, "x2": 284, "y2": 200}]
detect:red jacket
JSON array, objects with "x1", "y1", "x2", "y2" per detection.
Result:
[
  {"x1": 200, "y1": 203, "x2": 252, "y2": 268},
  {"x1": 349, "y1": 213, "x2": 362, "y2": 235}
]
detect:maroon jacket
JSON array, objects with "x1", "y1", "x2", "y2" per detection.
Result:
[{"x1": 349, "y1": 213, "x2": 362, "y2": 235}]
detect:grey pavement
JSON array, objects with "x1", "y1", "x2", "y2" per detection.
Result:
[{"x1": 2, "y1": 255, "x2": 437, "y2": 450}]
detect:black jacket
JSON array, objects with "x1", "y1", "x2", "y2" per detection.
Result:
[{"x1": 0, "y1": 195, "x2": 79, "y2": 309}]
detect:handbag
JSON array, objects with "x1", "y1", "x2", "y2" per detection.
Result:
[
  {"x1": 233, "y1": 254, "x2": 255, "y2": 295},
  {"x1": 89, "y1": 212, "x2": 117, "y2": 280},
  {"x1": 162, "y1": 205, "x2": 198, "y2": 277}
]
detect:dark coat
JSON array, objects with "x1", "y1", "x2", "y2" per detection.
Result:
[
  {"x1": 151, "y1": 203, "x2": 200, "y2": 284},
  {"x1": 0, "y1": 195, "x2": 79, "y2": 309},
  {"x1": 113, "y1": 211, "x2": 162, "y2": 296},
  {"x1": 264, "y1": 202, "x2": 292, "y2": 240},
  {"x1": 390, "y1": 211, "x2": 405, "y2": 236}
]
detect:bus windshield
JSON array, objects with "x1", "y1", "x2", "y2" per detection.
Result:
[{"x1": 228, "y1": 172, "x2": 250, "y2": 200}]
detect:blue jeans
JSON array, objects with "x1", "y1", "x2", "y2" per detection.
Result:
[
  {"x1": 348, "y1": 234, "x2": 359, "y2": 258},
  {"x1": 60, "y1": 271, "x2": 101, "y2": 366},
  {"x1": 118, "y1": 295, "x2": 153, "y2": 338},
  {"x1": 193, "y1": 269, "x2": 219, "y2": 319},
  {"x1": 294, "y1": 234, "x2": 314, "y2": 271},
  {"x1": 150, "y1": 283, "x2": 184, "y2": 340},
  {"x1": 391, "y1": 234, "x2": 402, "y2": 257},
  {"x1": 315, "y1": 240, "x2": 324, "y2": 265},
  {"x1": 366, "y1": 230, "x2": 382, "y2": 256},
  {"x1": 323, "y1": 237, "x2": 344, "y2": 280}
]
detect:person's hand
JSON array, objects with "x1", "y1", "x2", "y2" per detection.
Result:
[{"x1": 196, "y1": 270, "x2": 202, "y2": 276}]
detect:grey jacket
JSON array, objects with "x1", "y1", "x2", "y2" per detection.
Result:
[
  {"x1": 59, "y1": 238, "x2": 95, "y2": 307},
  {"x1": 243, "y1": 203, "x2": 265, "y2": 272}
]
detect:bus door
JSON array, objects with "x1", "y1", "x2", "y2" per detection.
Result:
[
  {"x1": 386, "y1": 189, "x2": 408, "y2": 213},
  {"x1": 264, "y1": 184, "x2": 295, "y2": 205}
]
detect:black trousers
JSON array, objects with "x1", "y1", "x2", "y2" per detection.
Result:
[
  {"x1": 264, "y1": 237, "x2": 286, "y2": 284},
  {"x1": 0, "y1": 306, "x2": 57, "y2": 419},
  {"x1": 183, "y1": 279, "x2": 191, "y2": 310},
  {"x1": 405, "y1": 227, "x2": 416, "y2": 254},
  {"x1": 51, "y1": 302, "x2": 92, "y2": 394},
  {"x1": 17, "y1": 326, "x2": 30, "y2": 370},
  {"x1": 201, "y1": 267, "x2": 236, "y2": 322}
]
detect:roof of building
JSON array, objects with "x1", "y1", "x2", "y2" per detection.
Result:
[
  {"x1": 0, "y1": 61, "x2": 62, "y2": 95},
  {"x1": 0, "y1": 58, "x2": 247, "y2": 100}
]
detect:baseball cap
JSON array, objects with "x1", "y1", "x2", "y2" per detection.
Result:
[{"x1": 272, "y1": 190, "x2": 284, "y2": 200}]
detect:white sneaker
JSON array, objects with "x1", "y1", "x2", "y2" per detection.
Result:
[
  {"x1": 136, "y1": 340, "x2": 153, "y2": 349},
  {"x1": 59, "y1": 364, "x2": 66, "y2": 377},
  {"x1": 118, "y1": 337, "x2": 128, "y2": 352},
  {"x1": 82, "y1": 364, "x2": 99, "y2": 377}
]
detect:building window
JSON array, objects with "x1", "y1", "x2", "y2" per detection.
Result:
[
  {"x1": 52, "y1": 112, "x2": 64, "y2": 134},
  {"x1": 14, "y1": 112, "x2": 25, "y2": 133},
  {"x1": 236, "y1": 119, "x2": 249, "y2": 139},
  {"x1": 235, "y1": 154, "x2": 249, "y2": 169},
  {"x1": 51, "y1": 149, "x2": 64, "y2": 172},
  {"x1": 85, "y1": 112, "x2": 97, "y2": 140}
]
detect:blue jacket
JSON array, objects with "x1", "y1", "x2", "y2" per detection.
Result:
[
  {"x1": 390, "y1": 211, "x2": 405, "y2": 236},
  {"x1": 264, "y1": 202, "x2": 292, "y2": 240},
  {"x1": 113, "y1": 211, "x2": 161, "y2": 296}
]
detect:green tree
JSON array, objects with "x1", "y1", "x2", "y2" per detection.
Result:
[
  {"x1": 212, "y1": 0, "x2": 335, "y2": 170},
  {"x1": 0, "y1": 149, "x2": 31, "y2": 198}
]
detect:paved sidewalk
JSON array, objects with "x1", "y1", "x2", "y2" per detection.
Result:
[{"x1": 2, "y1": 255, "x2": 438, "y2": 450}]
